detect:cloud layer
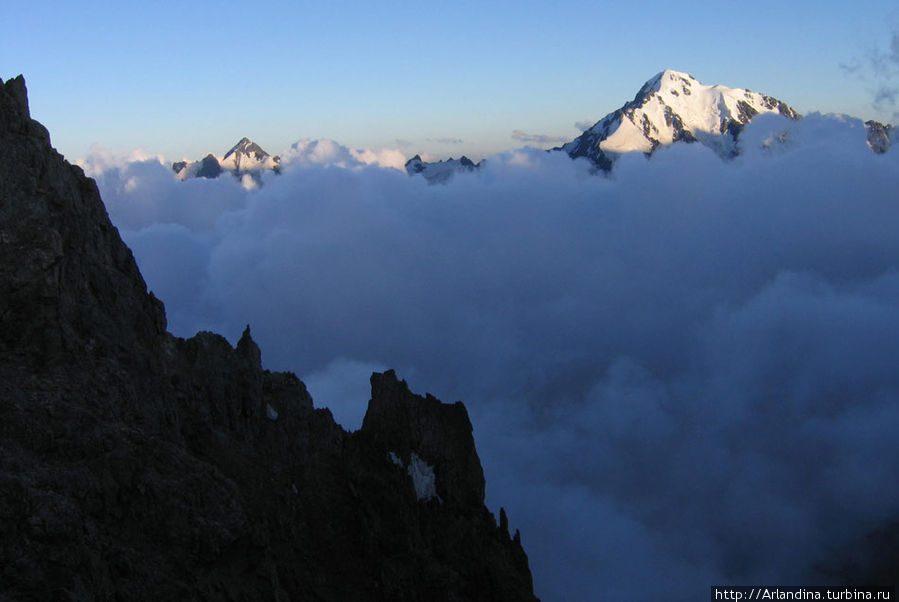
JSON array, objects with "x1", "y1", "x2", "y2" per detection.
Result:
[
  {"x1": 280, "y1": 138, "x2": 407, "y2": 171},
  {"x1": 90, "y1": 116, "x2": 899, "y2": 601}
]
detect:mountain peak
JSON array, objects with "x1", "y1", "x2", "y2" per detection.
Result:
[
  {"x1": 560, "y1": 70, "x2": 800, "y2": 169},
  {"x1": 223, "y1": 137, "x2": 270, "y2": 161},
  {"x1": 174, "y1": 137, "x2": 281, "y2": 181}
]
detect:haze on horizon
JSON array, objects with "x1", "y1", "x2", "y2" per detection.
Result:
[{"x1": 2, "y1": 1, "x2": 898, "y2": 163}]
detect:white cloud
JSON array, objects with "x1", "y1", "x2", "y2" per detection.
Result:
[
  {"x1": 76, "y1": 144, "x2": 166, "y2": 177},
  {"x1": 93, "y1": 117, "x2": 899, "y2": 602},
  {"x1": 281, "y1": 138, "x2": 407, "y2": 170}
]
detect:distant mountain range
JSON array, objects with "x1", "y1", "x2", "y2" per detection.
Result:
[{"x1": 174, "y1": 70, "x2": 895, "y2": 183}]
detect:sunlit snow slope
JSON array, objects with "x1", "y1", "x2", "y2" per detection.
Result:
[{"x1": 561, "y1": 69, "x2": 800, "y2": 169}]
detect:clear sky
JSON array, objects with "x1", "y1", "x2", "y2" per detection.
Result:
[{"x1": 2, "y1": 0, "x2": 897, "y2": 162}]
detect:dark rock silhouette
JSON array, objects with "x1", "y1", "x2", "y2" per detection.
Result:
[
  {"x1": 194, "y1": 153, "x2": 224, "y2": 178},
  {"x1": 0, "y1": 75, "x2": 537, "y2": 601}
]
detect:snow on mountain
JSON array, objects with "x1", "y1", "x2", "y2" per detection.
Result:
[
  {"x1": 405, "y1": 154, "x2": 481, "y2": 183},
  {"x1": 172, "y1": 137, "x2": 280, "y2": 182},
  {"x1": 220, "y1": 137, "x2": 280, "y2": 172},
  {"x1": 560, "y1": 69, "x2": 800, "y2": 170}
]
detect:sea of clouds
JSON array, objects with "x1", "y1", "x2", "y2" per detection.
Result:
[{"x1": 83, "y1": 113, "x2": 899, "y2": 601}]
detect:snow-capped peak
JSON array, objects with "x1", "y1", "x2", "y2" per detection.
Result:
[
  {"x1": 560, "y1": 70, "x2": 800, "y2": 169},
  {"x1": 173, "y1": 137, "x2": 280, "y2": 181},
  {"x1": 219, "y1": 137, "x2": 279, "y2": 172},
  {"x1": 223, "y1": 137, "x2": 271, "y2": 162}
]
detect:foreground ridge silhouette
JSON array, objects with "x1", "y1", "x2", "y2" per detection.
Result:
[{"x1": 0, "y1": 75, "x2": 538, "y2": 601}]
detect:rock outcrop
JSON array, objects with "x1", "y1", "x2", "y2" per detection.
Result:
[{"x1": 0, "y1": 75, "x2": 537, "y2": 601}]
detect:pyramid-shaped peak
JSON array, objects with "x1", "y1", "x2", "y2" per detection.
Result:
[
  {"x1": 224, "y1": 137, "x2": 270, "y2": 160},
  {"x1": 173, "y1": 137, "x2": 280, "y2": 181}
]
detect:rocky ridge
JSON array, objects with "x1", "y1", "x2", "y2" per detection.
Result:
[
  {"x1": 404, "y1": 155, "x2": 481, "y2": 184},
  {"x1": 0, "y1": 75, "x2": 537, "y2": 601}
]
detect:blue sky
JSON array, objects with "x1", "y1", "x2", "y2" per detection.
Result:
[{"x1": 3, "y1": 1, "x2": 897, "y2": 162}]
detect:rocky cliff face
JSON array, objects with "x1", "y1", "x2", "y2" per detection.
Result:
[{"x1": 0, "y1": 75, "x2": 537, "y2": 601}]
